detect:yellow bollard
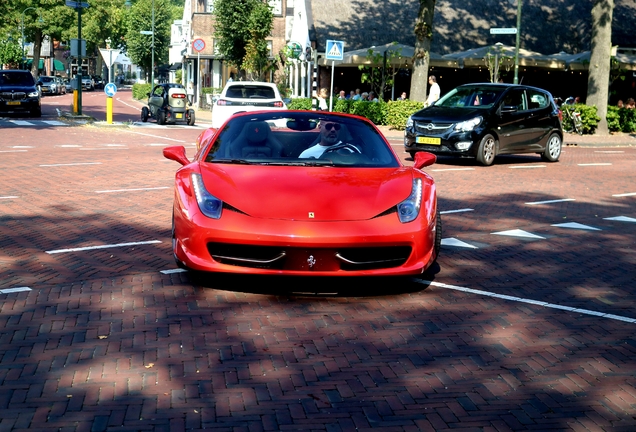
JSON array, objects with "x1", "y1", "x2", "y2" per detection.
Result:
[
  {"x1": 73, "y1": 90, "x2": 79, "y2": 114},
  {"x1": 107, "y1": 97, "x2": 113, "y2": 124}
]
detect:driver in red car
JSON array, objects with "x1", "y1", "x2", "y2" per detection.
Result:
[{"x1": 299, "y1": 121, "x2": 361, "y2": 158}]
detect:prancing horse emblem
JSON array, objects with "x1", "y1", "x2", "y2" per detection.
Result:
[
  {"x1": 308, "y1": 212, "x2": 315, "y2": 218},
  {"x1": 307, "y1": 255, "x2": 316, "y2": 269}
]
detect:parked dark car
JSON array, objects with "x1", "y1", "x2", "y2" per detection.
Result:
[
  {"x1": 92, "y1": 75, "x2": 104, "y2": 89},
  {"x1": 404, "y1": 83, "x2": 563, "y2": 166},
  {"x1": 0, "y1": 69, "x2": 42, "y2": 117}
]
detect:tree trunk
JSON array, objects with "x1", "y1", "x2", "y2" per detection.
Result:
[
  {"x1": 409, "y1": 0, "x2": 436, "y2": 102},
  {"x1": 31, "y1": 31, "x2": 43, "y2": 79},
  {"x1": 586, "y1": 0, "x2": 614, "y2": 136}
]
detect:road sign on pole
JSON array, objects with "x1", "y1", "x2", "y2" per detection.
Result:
[{"x1": 325, "y1": 40, "x2": 344, "y2": 61}]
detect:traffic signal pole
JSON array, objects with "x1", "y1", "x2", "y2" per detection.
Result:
[{"x1": 76, "y1": 4, "x2": 82, "y2": 115}]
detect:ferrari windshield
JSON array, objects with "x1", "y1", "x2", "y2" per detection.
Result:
[
  {"x1": 203, "y1": 112, "x2": 400, "y2": 168},
  {"x1": 435, "y1": 85, "x2": 505, "y2": 108}
]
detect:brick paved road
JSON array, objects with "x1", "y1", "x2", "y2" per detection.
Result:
[{"x1": 1, "y1": 98, "x2": 635, "y2": 431}]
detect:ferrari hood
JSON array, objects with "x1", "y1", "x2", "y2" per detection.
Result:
[{"x1": 198, "y1": 164, "x2": 420, "y2": 221}]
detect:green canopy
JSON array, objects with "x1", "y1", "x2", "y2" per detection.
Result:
[
  {"x1": 54, "y1": 59, "x2": 65, "y2": 71},
  {"x1": 25, "y1": 59, "x2": 45, "y2": 69}
]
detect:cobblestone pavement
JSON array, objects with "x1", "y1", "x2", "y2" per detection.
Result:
[{"x1": 0, "y1": 95, "x2": 635, "y2": 431}]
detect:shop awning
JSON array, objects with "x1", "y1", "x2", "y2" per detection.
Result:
[
  {"x1": 53, "y1": 59, "x2": 65, "y2": 71},
  {"x1": 25, "y1": 59, "x2": 45, "y2": 69}
]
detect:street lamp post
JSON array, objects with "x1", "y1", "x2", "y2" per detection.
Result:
[
  {"x1": 513, "y1": 0, "x2": 522, "y2": 84},
  {"x1": 21, "y1": 7, "x2": 42, "y2": 71}
]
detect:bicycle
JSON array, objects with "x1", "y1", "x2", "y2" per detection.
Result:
[{"x1": 561, "y1": 104, "x2": 583, "y2": 135}]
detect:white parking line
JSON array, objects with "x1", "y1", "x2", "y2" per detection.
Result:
[
  {"x1": 160, "y1": 269, "x2": 187, "y2": 274},
  {"x1": 79, "y1": 148, "x2": 129, "y2": 151},
  {"x1": 509, "y1": 165, "x2": 546, "y2": 169},
  {"x1": 595, "y1": 151, "x2": 624, "y2": 153},
  {"x1": 578, "y1": 163, "x2": 612, "y2": 166},
  {"x1": 0, "y1": 150, "x2": 28, "y2": 153},
  {"x1": 46, "y1": 240, "x2": 162, "y2": 254},
  {"x1": 417, "y1": 280, "x2": 636, "y2": 323},
  {"x1": 431, "y1": 168, "x2": 475, "y2": 172},
  {"x1": 525, "y1": 198, "x2": 575, "y2": 205},
  {"x1": 95, "y1": 187, "x2": 169, "y2": 193},
  {"x1": 440, "y1": 208, "x2": 474, "y2": 215},
  {"x1": 613, "y1": 192, "x2": 636, "y2": 197},
  {"x1": 40, "y1": 162, "x2": 102, "y2": 167},
  {"x1": 0, "y1": 196, "x2": 18, "y2": 200},
  {"x1": 127, "y1": 131, "x2": 187, "y2": 142},
  {"x1": 0, "y1": 287, "x2": 32, "y2": 294}
]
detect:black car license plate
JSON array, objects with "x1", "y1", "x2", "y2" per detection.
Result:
[{"x1": 416, "y1": 137, "x2": 441, "y2": 145}]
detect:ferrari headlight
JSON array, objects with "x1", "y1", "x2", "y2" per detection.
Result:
[
  {"x1": 406, "y1": 115, "x2": 414, "y2": 129},
  {"x1": 397, "y1": 178, "x2": 422, "y2": 223},
  {"x1": 454, "y1": 116, "x2": 482, "y2": 132},
  {"x1": 191, "y1": 173, "x2": 222, "y2": 219}
]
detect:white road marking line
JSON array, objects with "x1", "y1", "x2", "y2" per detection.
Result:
[
  {"x1": 160, "y1": 269, "x2": 187, "y2": 274},
  {"x1": 9, "y1": 120, "x2": 33, "y2": 126},
  {"x1": 0, "y1": 196, "x2": 18, "y2": 199},
  {"x1": 79, "y1": 148, "x2": 129, "y2": 151},
  {"x1": 10, "y1": 146, "x2": 34, "y2": 148},
  {"x1": 552, "y1": 222, "x2": 601, "y2": 231},
  {"x1": 42, "y1": 120, "x2": 68, "y2": 126},
  {"x1": 440, "y1": 208, "x2": 474, "y2": 215},
  {"x1": 127, "y1": 131, "x2": 187, "y2": 142},
  {"x1": 441, "y1": 238, "x2": 478, "y2": 249},
  {"x1": 509, "y1": 165, "x2": 546, "y2": 169},
  {"x1": 417, "y1": 280, "x2": 636, "y2": 323},
  {"x1": 0, "y1": 287, "x2": 32, "y2": 294},
  {"x1": 431, "y1": 168, "x2": 475, "y2": 172},
  {"x1": 525, "y1": 198, "x2": 575, "y2": 205},
  {"x1": 595, "y1": 151, "x2": 624, "y2": 153},
  {"x1": 57, "y1": 145, "x2": 82, "y2": 147},
  {"x1": 492, "y1": 229, "x2": 545, "y2": 239},
  {"x1": 578, "y1": 163, "x2": 612, "y2": 166},
  {"x1": 604, "y1": 216, "x2": 636, "y2": 223},
  {"x1": 46, "y1": 240, "x2": 162, "y2": 254},
  {"x1": 0, "y1": 150, "x2": 28, "y2": 153},
  {"x1": 40, "y1": 162, "x2": 102, "y2": 167},
  {"x1": 95, "y1": 187, "x2": 169, "y2": 193},
  {"x1": 613, "y1": 192, "x2": 636, "y2": 197}
]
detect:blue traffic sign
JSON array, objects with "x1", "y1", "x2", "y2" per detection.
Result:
[
  {"x1": 325, "y1": 40, "x2": 344, "y2": 61},
  {"x1": 104, "y1": 83, "x2": 117, "y2": 97}
]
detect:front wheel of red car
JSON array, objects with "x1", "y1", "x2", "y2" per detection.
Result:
[
  {"x1": 541, "y1": 133, "x2": 562, "y2": 162},
  {"x1": 476, "y1": 134, "x2": 496, "y2": 166}
]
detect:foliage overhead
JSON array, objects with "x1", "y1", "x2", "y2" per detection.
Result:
[{"x1": 213, "y1": 0, "x2": 275, "y2": 77}]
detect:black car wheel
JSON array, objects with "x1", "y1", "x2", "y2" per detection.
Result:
[
  {"x1": 141, "y1": 107, "x2": 149, "y2": 122},
  {"x1": 187, "y1": 109, "x2": 196, "y2": 126},
  {"x1": 158, "y1": 110, "x2": 166, "y2": 125},
  {"x1": 541, "y1": 133, "x2": 562, "y2": 162},
  {"x1": 408, "y1": 150, "x2": 416, "y2": 160},
  {"x1": 476, "y1": 133, "x2": 496, "y2": 166}
]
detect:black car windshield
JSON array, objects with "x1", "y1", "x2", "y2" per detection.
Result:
[
  {"x1": 435, "y1": 85, "x2": 505, "y2": 108},
  {"x1": 203, "y1": 112, "x2": 400, "y2": 168},
  {"x1": 0, "y1": 72, "x2": 35, "y2": 86}
]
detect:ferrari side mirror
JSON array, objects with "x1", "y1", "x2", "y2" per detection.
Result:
[
  {"x1": 163, "y1": 146, "x2": 190, "y2": 166},
  {"x1": 413, "y1": 151, "x2": 436, "y2": 170}
]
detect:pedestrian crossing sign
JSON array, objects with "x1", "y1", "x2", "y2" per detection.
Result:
[{"x1": 325, "y1": 40, "x2": 344, "y2": 61}]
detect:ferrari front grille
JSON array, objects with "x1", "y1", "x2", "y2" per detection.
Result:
[{"x1": 207, "y1": 243, "x2": 412, "y2": 271}]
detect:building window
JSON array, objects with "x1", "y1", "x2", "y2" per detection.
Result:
[
  {"x1": 269, "y1": 0, "x2": 282, "y2": 16},
  {"x1": 207, "y1": 0, "x2": 214, "y2": 13}
]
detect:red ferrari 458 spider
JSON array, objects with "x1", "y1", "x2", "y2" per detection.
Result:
[{"x1": 163, "y1": 110, "x2": 441, "y2": 276}]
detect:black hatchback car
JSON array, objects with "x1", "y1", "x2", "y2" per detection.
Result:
[
  {"x1": 0, "y1": 69, "x2": 42, "y2": 118},
  {"x1": 404, "y1": 83, "x2": 563, "y2": 166}
]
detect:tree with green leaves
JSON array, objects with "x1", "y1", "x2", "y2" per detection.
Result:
[
  {"x1": 124, "y1": 0, "x2": 172, "y2": 82},
  {"x1": 213, "y1": 0, "x2": 274, "y2": 78},
  {"x1": 410, "y1": 0, "x2": 436, "y2": 102},
  {"x1": 358, "y1": 44, "x2": 408, "y2": 100},
  {"x1": 0, "y1": 39, "x2": 24, "y2": 68}
]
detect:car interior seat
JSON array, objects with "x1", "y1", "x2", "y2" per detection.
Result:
[{"x1": 230, "y1": 121, "x2": 283, "y2": 158}]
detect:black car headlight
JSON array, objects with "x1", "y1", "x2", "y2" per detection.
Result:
[
  {"x1": 191, "y1": 173, "x2": 223, "y2": 219},
  {"x1": 397, "y1": 178, "x2": 422, "y2": 223},
  {"x1": 454, "y1": 116, "x2": 482, "y2": 132}
]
